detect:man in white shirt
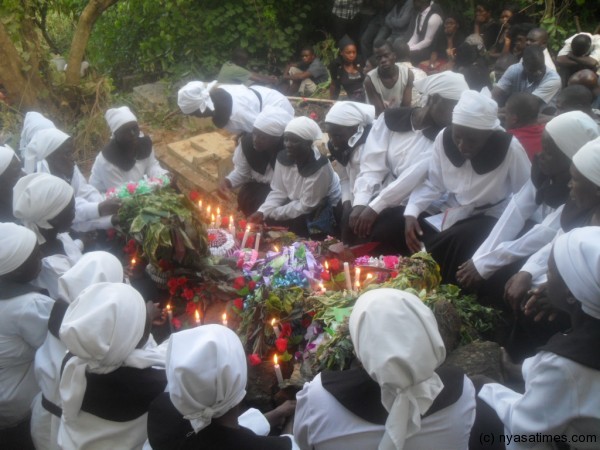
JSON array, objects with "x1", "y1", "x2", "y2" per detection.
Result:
[{"x1": 556, "y1": 32, "x2": 600, "y2": 81}]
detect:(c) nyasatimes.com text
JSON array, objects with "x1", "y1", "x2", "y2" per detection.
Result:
[{"x1": 479, "y1": 432, "x2": 598, "y2": 446}]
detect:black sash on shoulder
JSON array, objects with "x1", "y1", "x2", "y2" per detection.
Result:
[
  {"x1": 383, "y1": 107, "x2": 442, "y2": 141},
  {"x1": 241, "y1": 133, "x2": 279, "y2": 175},
  {"x1": 531, "y1": 155, "x2": 570, "y2": 208},
  {"x1": 48, "y1": 299, "x2": 69, "y2": 339},
  {"x1": 540, "y1": 317, "x2": 600, "y2": 370},
  {"x1": 327, "y1": 124, "x2": 372, "y2": 167},
  {"x1": 101, "y1": 136, "x2": 153, "y2": 171},
  {"x1": 277, "y1": 151, "x2": 329, "y2": 177}
]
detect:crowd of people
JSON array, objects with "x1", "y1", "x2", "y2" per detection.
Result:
[{"x1": 1, "y1": 1, "x2": 600, "y2": 448}]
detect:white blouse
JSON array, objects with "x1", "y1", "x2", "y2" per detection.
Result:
[
  {"x1": 332, "y1": 142, "x2": 365, "y2": 205},
  {"x1": 225, "y1": 142, "x2": 275, "y2": 188},
  {"x1": 89, "y1": 151, "x2": 167, "y2": 193}
]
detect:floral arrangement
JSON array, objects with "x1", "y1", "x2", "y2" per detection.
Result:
[{"x1": 106, "y1": 174, "x2": 170, "y2": 199}]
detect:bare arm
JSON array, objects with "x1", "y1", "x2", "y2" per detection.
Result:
[
  {"x1": 364, "y1": 77, "x2": 385, "y2": 116},
  {"x1": 401, "y1": 69, "x2": 414, "y2": 107}
]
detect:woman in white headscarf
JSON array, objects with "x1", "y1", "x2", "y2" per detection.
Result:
[
  {"x1": 0, "y1": 223, "x2": 55, "y2": 450},
  {"x1": 178, "y1": 81, "x2": 294, "y2": 134},
  {"x1": 479, "y1": 227, "x2": 600, "y2": 449},
  {"x1": 218, "y1": 105, "x2": 294, "y2": 216},
  {"x1": 19, "y1": 111, "x2": 56, "y2": 157},
  {"x1": 294, "y1": 288, "x2": 476, "y2": 450},
  {"x1": 0, "y1": 145, "x2": 25, "y2": 222},
  {"x1": 30, "y1": 252, "x2": 123, "y2": 450},
  {"x1": 404, "y1": 89, "x2": 531, "y2": 284},
  {"x1": 89, "y1": 106, "x2": 168, "y2": 192},
  {"x1": 249, "y1": 116, "x2": 341, "y2": 237},
  {"x1": 58, "y1": 282, "x2": 167, "y2": 450},
  {"x1": 150, "y1": 324, "x2": 298, "y2": 450}
]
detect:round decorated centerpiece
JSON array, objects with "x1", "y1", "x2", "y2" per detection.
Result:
[{"x1": 207, "y1": 228, "x2": 237, "y2": 257}]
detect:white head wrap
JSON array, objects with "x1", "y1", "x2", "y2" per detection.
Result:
[
  {"x1": 19, "y1": 111, "x2": 56, "y2": 154},
  {"x1": 177, "y1": 81, "x2": 218, "y2": 114},
  {"x1": 414, "y1": 71, "x2": 469, "y2": 106},
  {"x1": 325, "y1": 102, "x2": 376, "y2": 147},
  {"x1": 252, "y1": 105, "x2": 294, "y2": 137},
  {"x1": 59, "y1": 282, "x2": 147, "y2": 421},
  {"x1": 23, "y1": 128, "x2": 70, "y2": 174},
  {"x1": 553, "y1": 227, "x2": 600, "y2": 319},
  {"x1": 572, "y1": 136, "x2": 600, "y2": 187},
  {"x1": 284, "y1": 116, "x2": 323, "y2": 141},
  {"x1": 545, "y1": 112, "x2": 600, "y2": 159},
  {"x1": 0, "y1": 145, "x2": 17, "y2": 176},
  {"x1": 0, "y1": 222, "x2": 37, "y2": 276},
  {"x1": 57, "y1": 251, "x2": 123, "y2": 303},
  {"x1": 105, "y1": 106, "x2": 138, "y2": 135},
  {"x1": 452, "y1": 90, "x2": 501, "y2": 130},
  {"x1": 167, "y1": 325, "x2": 247, "y2": 432},
  {"x1": 349, "y1": 288, "x2": 446, "y2": 450},
  {"x1": 13, "y1": 173, "x2": 74, "y2": 244}
]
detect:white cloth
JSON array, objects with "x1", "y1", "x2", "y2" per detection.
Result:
[
  {"x1": 520, "y1": 238, "x2": 554, "y2": 286},
  {"x1": 13, "y1": 173, "x2": 74, "y2": 244},
  {"x1": 413, "y1": 71, "x2": 469, "y2": 106},
  {"x1": 105, "y1": 106, "x2": 138, "y2": 134},
  {"x1": 258, "y1": 148, "x2": 341, "y2": 220},
  {"x1": 89, "y1": 149, "x2": 168, "y2": 193},
  {"x1": 543, "y1": 48, "x2": 556, "y2": 71},
  {"x1": 349, "y1": 289, "x2": 446, "y2": 450},
  {"x1": 573, "y1": 136, "x2": 600, "y2": 187},
  {"x1": 453, "y1": 90, "x2": 501, "y2": 130},
  {"x1": 19, "y1": 111, "x2": 56, "y2": 156},
  {"x1": 285, "y1": 116, "x2": 323, "y2": 141},
  {"x1": 325, "y1": 101, "x2": 375, "y2": 148},
  {"x1": 353, "y1": 114, "x2": 435, "y2": 212},
  {"x1": 407, "y1": 6, "x2": 443, "y2": 51},
  {"x1": 294, "y1": 373, "x2": 475, "y2": 450},
  {"x1": 0, "y1": 145, "x2": 16, "y2": 175},
  {"x1": 545, "y1": 111, "x2": 600, "y2": 159},
  {"x1": 177, "y1": 80, "x2": 218, "y2": 114},
  {"x1": 0, "y1": 222, "x2": 37, "y2": 276},
  {"x1": 557, "y1": 33, "x2": 600, "y2": 64},
  {"x1": 23, "y1": 128, "x2": 70, "y2": 174},
  {"x1": 253, "y1": 105, "x2": 294, "y2": 137},
  {"x1": 0, "y1": 292, "x2": 54, "y2": 429},
  {"x1": 405, "y1": 63, "x2": 428, "y2": 107},
  {"x1": 553, "y1": 227, "x2": 600, "y2": 319},
  {"x1": 167, "y1": 325, "x2": 247, "y2": 432},
  {"x1": 332, "y1": 141, "x2": 365, "y2": 204},
  {"x1": 226, "y1": 142, "x2": 275, "y2": 189},
  {"x1": 479, "y1": 351, "x2": 600, "y2": 449},
  {"x1": 366, "y1": 63, "x2": 410, "y2": 110},
  {"x1": 405, "y1": 131, "x2": 531, "y2": 220}
]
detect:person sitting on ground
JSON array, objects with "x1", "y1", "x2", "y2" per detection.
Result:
[
  {"x1": 0, "y1": 223, "x2": 55, "y2": 450},
  {"x1": 405, "y1": 0, "x2": 443, "y2": 65},
  {"x1": 382, "y1": 0, "x2": 414, "y2": 42},
  {"x1": 493, "y1": 45, "x2": 562, "y2": 109},
  {"x1": 19, "y1": 111, "x2": 55, "y2": 158},
  {"x1": 555, "y1": 84, "x2": 598, "y2": 119},
  {"x1": 364, "y1": 39, "x2": 413, "y2": 116},
  {"x1": 24, "y1": 128, "x2": 120, "y2": 232},
  {"x1": 282, "y1": 47, "x2": 329, "y2": 97},
  {"x1": 456, "y1": 112, "x2": 600, "y2": 305},
  {"x1": 478, "y1": 227, "x2": 600, "y2": 447},
  {"x1": 403, "y1": 90, "x2": 531, "y2": 284},
  {"x1": 329, "y1": 36, "x2": 366, "y2": 101},
  {"x1": 89, "y1": 106, "x2": 168, "y2": 193},
  {"x1": 393, "y1": 38, "x2": 427, "y2": 106},
  {"x1": 0, "y1": 145, "x2": 25, "y2": 222},
  {"x1": 249, "y1": 117, "x2": 341, "y2": 238},
  {"x1": 490, "y1": 23, "x2": 532, "y2": 82},
  {"x1": 149, "y1": 325, "x2": 298, "y2": 450},
  {"x1": 526, "y1": 27, "x2": 556, "y2": 71},
  {"x1": 349, "y1": 71, "x2": 469, "y2": 251},
  {"x1": 504, "y1": 92, "x2": 546, "y2": 160},
  {"x1": 556, "y1": 32, "x2": 600, "y2": 83},
  {"x1": 487, "y1": 5, "x2": 517, "y2": 60},
  {"x1": 454, "y1": 37, "x2": 492, "y2": 91},
  {"x1": 473, "y1": 1, "x2": 501, "y2": 51},
  {"x1": 294, "y1": 288, "x2": 476, "y2": 450},
  {"x1": 178, "y1": 81, "x2": 294, "y2": 134},
  {"x1": 218, "y1": 106, "x2": 294, "y2": 217},
  {"x1": 568, "y1": 69, "x2": 600, "y2": 111},
  {"x1": 420, "y1": 13, "x2": 466, "y2": 74},
  {"x1": 217, "y1": 48, "x2": 278, "y2": 86},
  {"x1": 324, "y1": 101, "x2": 376, "y2": 243}
]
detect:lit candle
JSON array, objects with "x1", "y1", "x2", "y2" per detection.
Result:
[
  {"x1": 254, "y1": 232, "x2": 261, "y2": 251},
  {"x1": 364, "y1": 273, "x2": 375, "y2": 287},
  {"x1": 206, "y1": 205, "x2": 211, "y2": 218},
  {"x1": 222, "y1": 312, "x2": 228, "y2": 326},
  {"x1": 210, "y1": 213, "x2": 216, "y2": 228},
  {"x1": 354, "y1": 267, "x2": 361, "y2": 291},
  {"x1": 343, "y1": 262, "x2": 352, "y2": 292},
  {"x1": 130, "y1": 256, "x2": 137, "y2": 268},
  {"x1": 273, "y1": 245, "x2": 279, "y2": 253},
  {"x1": 216, "y1": 207, "x2": 222, "y2": 228},
  {"x1": 228, "y1": 215, "x2": 235, "y2": 235},
  {"x1": 198, "y1": 200, "x2": 203, "y2": 210},
  {"x1": 318, "y1": 282, "x2": 326, "y2": 293},
  {"x1": 194, "y1": 309, "x2": 201, "y2": 326},
  {"x1": 241, "y1": 225, "x2": 251, "y2": 248},
  {"x1": 324, "y1": 260, "x2": 331, "y2": 279},
  {"x1": 166, "y1": 303, "x2": 173, "y2": 332},
  {"x1": 273, "y1": 354, "x2": 284, "y2": 385},
  {"x1": 271, "y1": 318, "x2": 280, "y2": 338}
]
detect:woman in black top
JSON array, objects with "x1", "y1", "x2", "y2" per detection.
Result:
[
  {"x1": 329, "y1": 36, "x2": 366, "y2": 102},
  {"x1": 421, "y1": 14, "x2": 466, "y2": 73}
]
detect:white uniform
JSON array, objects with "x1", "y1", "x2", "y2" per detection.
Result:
[
  {"x1": 89, "y1": 151, "x2": 167, "y2": 193},
  {"x1": 226, "y1": 142, "x2": 275, "y2": 188}
]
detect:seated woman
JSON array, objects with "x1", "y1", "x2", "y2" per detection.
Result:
[
  {"x1": 0, "y1": 145, "x2": 25, "y2": 222},
  {"x1": 24, "y1": 128, "x2": 120, "y2": 232},
  {"x1": 478, "y1": 227, "x2": 600, "y2": 447},
  {"x1": 89, "y1": 106, "x2": 168, "y2": 193},
  {"x1": 420, "y1": 14, "x2": 466, "y2": 74},
  {"x1": 177, "y1": 81, "x2": 294, "y2": 134},
  {"x1": 218, "y1": 106, "x2": 294, "y2": 216},
  {"x1": 19, "y1": 111, "x2": 55, "y2": 158},
  {"x1": 58, "y1": 282, "x2": 167, "y2": 450},
  {"x1": 0, "y1": 223, "x2": 55, "y2": 450},
  {"x1": 329, "y1": 36, "x2": 366, "y2": 101},
  {"x1": 150, "y1": 324, "x2": 298, "y2": 450},
  {"x1": 294, "y1": 288, "x2": 476, "y2": 449},
  {"x1": 30, "y1": 252, "x2": 124, "y2": 450},
  {"x1": 473, "y1": 1, "x2": 501, "y2": 51},
  {"x1": 248, "y1": 117, "x2": 341, "y2": 238}
]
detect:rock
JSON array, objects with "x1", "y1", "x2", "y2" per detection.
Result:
[
  {"x1": 132, "y1": 82, "x2": 169, "y2": 109},
  {"x1": 444, "y1": 340, "x2": 503, "y2": 382},
  {"x1": 431, "y1": 298, "x2": 461, "y2": 353}
]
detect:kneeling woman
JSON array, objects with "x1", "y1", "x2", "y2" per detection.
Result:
[{"x1": 249, "y1": 117, "x2": 341, "y2": 238}]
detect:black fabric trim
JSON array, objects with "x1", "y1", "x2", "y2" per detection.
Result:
[
  {"x1": 101, "y1": 136, "x2": 153, "y2": 172},
  {"x1": 81, "y1": 366, "x2": 167, "y2": 422},
  {"x1": 277, "y1": 151, "x2": 329, "y2": 177},
  {"x1": 240, "y1": 132, "x2": 279, "y2": 175},
  {"x1": 48, "y1": 299, "x2": 69, "y2": 339},
  {"x1": 212, "y1": 88, "x2": 233, "y2": 129},
  {"x1": 0, "y1": 281, "x2": 44, "y2": 300},
  {"x1": 540, "y1": 317, "x2": 600, "y2": 370},
  {"x1": 384, "y1": 107, "x2": 415, "y2": 133},
  {"x1": 423, "y1": 365, "x2": 464, "y2": 417},
  {"x1": 422, "y1": 124, "x2": 443, "y2": 141},
  {"x1": 147, "y1": 392, "x2": 192, "y2": 450},
  {"x1": 42, "y1": 394, "x2": 62, "y2": 418},
  {"x1": 248, "y1": 87, "x2": 263, "y2": 111},
  {"x1": 531, "y1": 156, "x2": 570, "y2": 208},
  {"x1": 327, "y1": 124, "x2": 372, "y2": 167},
  {"x1": 442, "y1": 126, "x2": 513, "y2": 175}
]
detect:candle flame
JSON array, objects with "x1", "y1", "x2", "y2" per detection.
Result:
[
  {"x1": 195, "y1": 309, "x2": 200, "y2": 323},
  {"x1": 166, "y1": 303, "x2": 171, "y2": 311},
  {"x1": 211, "y1": 213, "x2": 215, "y2": 222},
  {"x1": 273, "y1": 245, "x2": 279, "y2": 252},
  {"x1": 246, "y1": 225, "x2": 251, "y2": 231},
  {"x1": 366, "y1": 273, "x2": 373, "y2": 280},
  {"x1": 325, "y1": 260, "x2": 329, "y2": 270},
  {"x1": 217, "y1": 207, "x2": 221, "y2": 215},
  {"x1": 229, "y1": 214, "x2": 233, "y2": 223},
  {"x1": 274, "y1": 354, "x2": 278, "y2": 365},
  {"x1": 207, "y1": 205, "x2": 211, "y2": 214},
  {"x1": 130, "y1": 257, "x2": 137, "y2": 266},
  {"x1": 198, "y1": 200, "x2": 202, "y2": 208},
  {"x1": 319, "y1": 282, "x2": 326, "y2": 292},
  {"x1": 271, "y1": 318, "x2": 276, "y2": 326},
  {"x1": 222, "y1": 313, "x2": 227, "y2": 321}
]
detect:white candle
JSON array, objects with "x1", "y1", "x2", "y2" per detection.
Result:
[
  {"x1": 210, "y1": 213, "x2": 216, "y2": 228},
  {"x1": 241, "y1": 225, "x2": 251, "y2": 248},
  {"x1": 273, "y1": 354, "x2": 284, "y2": 385},
  {"x1": 354, "y1": 267, "x2": 361, "y2": 291},
  {"x1": 216, "y1": 207, "x2": 222, "y2": 228},
  {"x1": 364, "y1": 273, "x2": 375, "y2": 287},
  {"x1": 254, "y1": 232, "x2": 261, "y2": 251},
  {"x1": 166, "y1": 303, "x2": 173, "y2": 332},
  {"x1": 343, "y1": 262, "x2": 352, "y2": 292},
  {"x1": 319, "y1": 282, "x2": 326, "y2": 294},
  {"x1": 228, "y1": 215, "x2": 235, "y2": 235},
  {"x1": 198, "y1": 200, "x2": 203, "y2": 210},
  {"x1": 271, "y1": 318, "x2": 280, "y2": 338},
  {"x1": 194, "y1": 309, "x2": 201, "y2": 326},
  {"x1": 222, "y1": 312, "x2": 228, "y2": 326}
]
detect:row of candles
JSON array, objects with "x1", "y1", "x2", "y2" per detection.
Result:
[{"x1": 321, "y1": 261, "x2": 374, "y2": 293}]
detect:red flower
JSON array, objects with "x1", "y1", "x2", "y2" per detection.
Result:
[
  {"x1": 182, "y1": 288, "x2": 195, "y2": 301},
  {"x1": 233, "y1": 276, "x2": 246, "y2": 290},
  {"x1": 126, "y1": 183, "x2": 137, "y2": 194},
  {"x1": 172, "y1": 317, "x2": 182, "y2": 330},
  {"x1": 221, "y1": 216, "x2": 229, "y2": 227},
  {"x1": 185, "y1": 301, "x2": 198, "y2": 316},
  {"x1": 246, "y1": 235, "x2": 255, "y2": 249},
  {"x1": 233, "y1": 298, "x2": 244, "y2": 311},
  {"x1": 320, "y1": 271, "x2": 330, "y2": 281},
  {"x1": 158, "y1": 259, "x2": 173, "y2": 271},
  {"x1": 248, "y1": 280, "x2": 256, "y2": 291},
  {"x1": 167, "y1": 278, "x2": 179, "y2": 295},
  {"x1": 106, "y1": 228, "x2": 116, "y2": 240},
  {"x1": 123, "y1": 239, "x2": 137, "y2": 256},
  {"x1": 208, "y1": 233, "x2": 217, "y2": 243},
  {"x1": 275, "y1": 337, "x2": 288, "y2": 353},
  {"x1": 248, "y1": 354, "x2": 262, "y2": 366},
  {"x1": 391, "y1": 271, "x2": 399, "y2": 278},
  {"x1": 239, "y1": 219, "x2": 247, "y2": 230},
  {"x1": 328, "y1": 259, "x2": 341, "y2": 272},
  {"x1": 280, "y1": 322, "x2": 292, "y2": 338},
  {"x1": 189, "y1": 190, "x2": 200, "y2": 202},
  {"x1": 176, "y1": 277, "x2": 188, "y2": 287}
]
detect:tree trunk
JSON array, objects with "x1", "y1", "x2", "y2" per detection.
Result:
[{"x1": 65, "y1": 0, "x2": 119, "y2": 86}]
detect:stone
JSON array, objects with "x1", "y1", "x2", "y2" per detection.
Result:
[
  {"x1": 431, "y1": 298, "x2": 462, "y2": 353},
  {"x1": 444, "y1": 340, "x2": 503, "y2": 382},
  {"x1": 132, "y1": 82, "x2": 169, "y2": 108}
]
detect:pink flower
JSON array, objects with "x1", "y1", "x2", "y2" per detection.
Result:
[
  {"x1": 126, "y1": 183, "x2": 137, "y2": 194},
  {"x1": 309, "y1": 111, "x2": 318, "y2": 120},
  {"x1": 382, "y1": 255, "x2": 399, "y2": 270},
  {"x1": 248, "y1": 354, "x2": 262, "y2": 366}
]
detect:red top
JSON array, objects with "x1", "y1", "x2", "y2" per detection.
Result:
[{"x1": 508, "y1": 123, "x2": 545, "y2": 161}]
